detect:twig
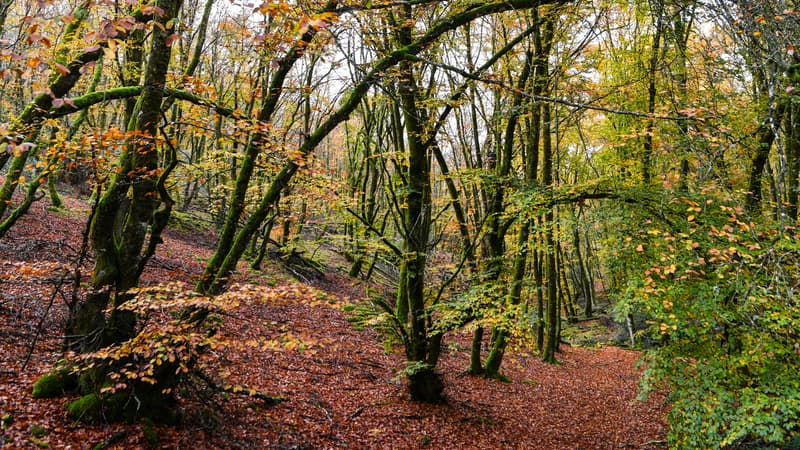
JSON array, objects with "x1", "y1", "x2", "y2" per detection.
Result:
[
  {"x1": 308, "y1": 398, "x2": 333, "y2": 422},
  {"x1": 193, "y1": 370, "x2": 284, "y2": 406},
  {"x1": 20, "y1": 270, "x2": 70, "y2": 372},
  {"x1": 349, "y1": 405, "x2": 367, "y2": 419},
  {"x1": 640, "y1": 440, "x2": 667, "y2": 446},
  {"x1": 92, "y1": 431, "x2": 127, "y2": 449}
]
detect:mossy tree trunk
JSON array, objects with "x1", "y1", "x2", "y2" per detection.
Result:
[
  {"x1": 541, "y1": 100, "x2": 559, "y2": 364},
  {"x1": 484, "y1": 8, "x2": 551, "y2": 376},
  {"x1": 66, "y1": 0, "x2": 183, "y2": 353},
  {"x1": 483, "y1": 47, "x2": 535, "y2": 377},
  {"x1": 641, "y1": 9, "x2": 663, "y2": 184},
  {"x1": 573, "y1": 220, "x2": 594, "y2": 318},
  {"x1": 392, "y1": 2, "x2": 443, "y2": 402},
  {"x1": 784, "y1": 99, "x2": 800, "y2": 221},
  {"x1": 0, "y1": 0, "x2": 12, "y2": 38},
  {"x1": 55, "y1": 0, "x2": 185, "y2": 424}
]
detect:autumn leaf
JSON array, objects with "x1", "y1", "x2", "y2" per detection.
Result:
[
  {"x1": 165, "y1": 33, "x2": 181, "y2": 47},
  {"x1": 53, "y1": 63, "x2": 70, "y2": 76}
]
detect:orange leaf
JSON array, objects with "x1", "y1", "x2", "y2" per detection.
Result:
[{"x1": 54, "y1": 63, "x2": 70, "y2": 76}]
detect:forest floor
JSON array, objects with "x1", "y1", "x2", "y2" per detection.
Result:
[{"x1": 0, "y1": 192, "x2": 668, "y2": 449}]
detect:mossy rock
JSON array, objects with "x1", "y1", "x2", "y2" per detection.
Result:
[
  {"x1": 67, "y1": 394, "x2": 103, "y2": 422},
  {"x1": 32, "y1": 369, "x2": 77, "y2": 398}
]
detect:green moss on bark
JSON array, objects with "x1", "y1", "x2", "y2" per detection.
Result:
[
  {"x1": 67, "y1": 387, "x2": 178, "y2": 424},
  {"x1": 67, "y1": 394, "x2": 102, "y2": 422},
  {"x1": 32, "y1": 369, "x2": 77, "y2": 398}
]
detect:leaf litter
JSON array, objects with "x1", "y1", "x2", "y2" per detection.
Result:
[{"x1": 0, "y1": 194, "x2": 667, "y2": 449}]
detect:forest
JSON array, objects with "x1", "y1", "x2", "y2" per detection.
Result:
[{"x1": 0, "y1": 0, "x2": 799, "y2": 447}]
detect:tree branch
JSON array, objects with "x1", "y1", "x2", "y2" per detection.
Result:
[{"x1": 406, "y1": 54, "x2": 693, "y2": 122}]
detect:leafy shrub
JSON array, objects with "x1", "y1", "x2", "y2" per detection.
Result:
[
  {"x1": 47, "y1": 282, "x2": 291, "y2": 422},
  {"x1": 616, "y1": 194, "x2": 800, "y2": 448}
]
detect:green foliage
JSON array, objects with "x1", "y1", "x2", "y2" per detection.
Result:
[
  {"x1": 30, "y1": 438, "x2": 50, "y2": 449},
  {"x1": 431, "y1": 280, "x2": 529, "y2": 339},
  {"x1": 393, "y1": 360, "x2": 436, "y2": 383},
  {"x1": 342, "y1": 292, "x2": 402, "y2": 353},
  {"x1": 617, "y1": 193, "x2": 800, "y2": 449},
  {"x1": 28, "y1": 425, "x2": 51, "y2": 447}
]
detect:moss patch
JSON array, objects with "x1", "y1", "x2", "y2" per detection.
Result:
[
  {"x1": 67, "y1": 394, "x2": 102, "y2": 422},
  {"x1": 29, "y1": 424, "x2": 48, "y2": 438},
  {"x1": 32, "y1": 369, "x2": 77, "y2": 398},
  {"x1": 140, "y1": 418, "x2": 160, "y2": 449}
]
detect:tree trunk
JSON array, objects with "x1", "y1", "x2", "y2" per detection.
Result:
[
  {"x1": 66, "y1": 0, "x2": 183, "y2": 352},
  {"x1": 541, "y1": 98, "x2": 558, "y2": 364},
  {"x1": 483, "y1": 47, "x2": 535, "y2": 377},
  {"x1": 785, "y1": 101, "x2": 800, "y2": 221},
  {"x1": 747, "y1": 114, "x2": 782, "y2": 213},
  {"x1": 642, "y1": 11, "x2": 663, "y2": 184},
  {"x1": 393, "y1": 3, "x2": 442, "y2": 402},
  {"x1": 573, "y1": 222, "x2": 593, "y2": 317},
  {"x1": 534, "y1": 248, "x2": 544, "y2": 351}
]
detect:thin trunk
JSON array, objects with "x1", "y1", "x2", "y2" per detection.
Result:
[
  {"x1": 541, "y1": 98, "x2": 558, "y2": 364},
  {"x1": 642, "y1": 11, "x2": 663, "y2": 184},
  {"x1": 558, "y1": 242, "x2": 576, "y2": 322},
  {"x1": 535, "y1": 247, "x2": 544, "y2": 351},
  {"x1": 747, "y1": 112, "x2": 783, "y2": 213},
  {"x1": 785, "y1": 102, "x2": 800, "y2": 221},
  {"x1": 673, "y1": 3, "x2": 694, "y2": 190},
  {"x1": 573, "y1": 222, "x2": 593, "y2": 317},
  {"x1": 483, "y1": 48, "x2": 535, "y2": 377},
  {"x1": 0, "y1": 0, "x2": 13, "y2": 38}
]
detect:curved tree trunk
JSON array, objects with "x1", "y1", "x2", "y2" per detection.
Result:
[{"x1": 66, "y1": 0, "x2": 183, "y2": 353}]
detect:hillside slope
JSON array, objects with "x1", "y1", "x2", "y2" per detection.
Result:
[{"x1": 0, "y1": 195, "x2": 667, "y2": 449}]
